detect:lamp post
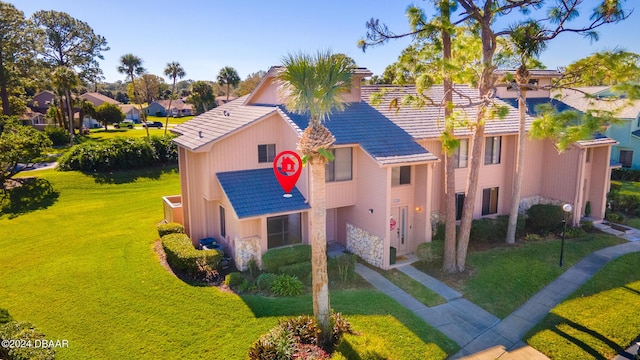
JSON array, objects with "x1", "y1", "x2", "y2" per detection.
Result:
[{"x1": 559, "y1": 203, "x2": 573, "y2": 267}]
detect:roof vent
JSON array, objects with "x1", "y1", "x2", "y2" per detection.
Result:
[
  {"x1": 223, "y1": 110, "x2": 230, "y2": 117},
  {"x1": 199, "y1": 130, "x2": 203, "y2": 138}
]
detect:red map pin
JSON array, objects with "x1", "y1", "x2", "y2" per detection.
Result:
[{"x1": 273, "y1": 151, "x2": 302, "y2": 198}]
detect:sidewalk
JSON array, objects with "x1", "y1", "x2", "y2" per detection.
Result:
[{"x1": 354, "y1": 240, "x2": 640, "y2": 359}]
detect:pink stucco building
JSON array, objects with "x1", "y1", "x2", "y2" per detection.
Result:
[{"x1": 167, "y1": 68, "x2": 615, "y2": 270}]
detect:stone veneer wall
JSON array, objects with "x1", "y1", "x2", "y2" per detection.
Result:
[
  {"x1": 346, "y1": 223, "x2": 383, "y2": 268},
  {"x1": 233, "y1": 236, "x2": 261, "y2": 271},
  {"x1": 519, "y1": 196, "x2": 563, "y2": 214}
]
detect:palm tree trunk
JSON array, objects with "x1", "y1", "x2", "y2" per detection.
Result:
[
  {"x1": 226, "y1": 83, "x2": 230, "y2": 101},
  {"x1": 0, "y1": 51, "x2": 12, "y2": 116},
  {"x1": 506, "y1": 85, "x2": 528, "y2": 244},
  {"x1": 309, "y1": 155, "x2": 331, "y2": 348},
  {"x1": 164, "y1": 78, "x2": 176, "y2": 136},
  {"x1": 65, "y1": 89, "x2": 74, "y2": 145}
]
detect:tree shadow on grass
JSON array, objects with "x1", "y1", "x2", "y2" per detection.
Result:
[
  {"x1": 86, "y1": 164, "x2": 178, "y2": 184},
  {"x1": 0, "y1": 178, "x2": 59, "y2": 219}
]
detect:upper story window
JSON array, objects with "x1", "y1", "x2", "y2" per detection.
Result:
[
  {"x1": 326, "y1": 148, "x2": 352, "y2": 182},
  {"x1": 455, "y1": 139, "x2": 469, "y2": 168},
  {"x1": 620, "y1": 150, "x2": 633, "y2": 168},
  {"x1": 392, "y1": 166, "x2": 411, "y2": 186},
  {"x1": 258, "y1": 144, "x2": 276, "y2": 163},
  {"x1": 586, "y1": 148, "x2": 592, "y2": 163},
  {"x1": 484, "y1": 136, "x2": 502, "y2": 165}
]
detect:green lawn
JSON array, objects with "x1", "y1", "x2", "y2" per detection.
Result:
[
  {"x1": 415, "y1": 235, "x2": 626, "y2": 319},
  {"x1": 0, "y1": 168, "x2": 457, "y2": 359},
  {"x1": 363, "y1": 265, "x2": 446, "y2": 307},
  {"x1": 526, "y1": 252, "x2": 640, "y2": 359}
]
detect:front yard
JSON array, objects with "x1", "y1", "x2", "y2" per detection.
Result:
[{"x1": 0, "y1": 168, "x2": 456, "y2": 359}]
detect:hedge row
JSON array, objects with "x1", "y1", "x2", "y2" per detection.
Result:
[
  {"x1": 261, "y1": 245, "x2": 311, "y2": 274},
  {"x1": 57, "y1": 135, "x2": 177, "y2": 172},
  {"x1": 161, "y1": 233, "x2": 222, "y2": 278},
  {"x1": 0, "y1": 309, "x2": 54, "y2": 360},
  {"x1": 611, "y1": 168, "x2": 640, "y2": 182}
]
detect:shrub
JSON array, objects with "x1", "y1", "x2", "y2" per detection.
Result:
[
  {"x1": 271, "y1": 274, "x2": 303, "y2": 297},
  {"x1": 57, "y1": 135, "x2": 177, "y2": 172},
  {"x1": 524, "y1": 233, "x2": 544, "y2": 242},
  {"x1": 581, "y1": 220, "x2": 594, "y2": 232},
  {"x1": 605, "y1": 212, "x2": 624, "y2": 224},
  {"x1": 328, "y1": 254, "x2": 357, "y2": 283},
  {"x1": 416, "y1": 242, "x2": 440, "y2": 264},
  {"x1": 237, "y1": 279, "x2": 257, "y2": 293},
  {"x1": 0, "y1": 308, "x2": 11, "y2": 324},
  {"x1": 224, "y1": 272, "x2": 245, "y2": 287},
  {"x1": 280, "y1": 261, "x2": 312, "y2": 282},
  {"x1": 527, "y1": 204, "x2": 565, "y2": 234},
  {"x1": 0, "y1": 322, "x2": 55, "y2": 360},
  {"x1": 247, "y1": 257, "x2": 259, "y2": 280},
  {"x1": 432, "y1": 222, "x2": 446, "y2": 241},
  {"x1": 610, "y1": 193, "x2": 640, "y2": 215},
  {"x1": 612, "y1": 168, "x2": 640, "y2": 182},
  {"x1": 262, "y1": 244, "x2": 311, "y2": 274},
  {"x1": 565, "y1": 227, "x2": 588, "y2": 239},
  {"x1": 584, "y1": 201, "x2": 591, "y2": 216},
  {"x1": 157, "y1": 222, "x2": 185, "y2": 238},
  {"x1": 257, "y1": 273, "x2": 278, "y2": 291},
  {"x1": 248, "y1": 313, "x2": 353, "y2": 359},
  {"x1": 161, "y1": 233, "x2": 222, "y2": 279},
  {"x1": 44, "y1": 125, "x2": 68, "y2": 146},
  {"x1": 468, "y1": 215, "x2": 525, "y2": 243}
]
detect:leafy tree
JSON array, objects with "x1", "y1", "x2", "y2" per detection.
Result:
[
  {"x1": 117, "y1": 53, "x2": 148, "y2": 136},
  {"x1": 235, "y1": 71, "x2": 266, "y2": 97},
  {"x1": 277, "y1": 50, "x2": 353, "y2": 348},
  {"x1": 0, "y1": 2, "x2": 41, "y2": 116},
  {"x1": 0, "y1": 117, "x2": 52, "y2": 191},
  {"x1": 77, "y1": 98, "x2": 96, "y2": 130},
  {"x1": 115, "y1": 91, "x2": 129, "y2": 104},
  {"x1": 564, "y1": 50, "x2": 640, "y2": 86},
  {"x1": 32, "y1": 9, "x2": 109, "y2": 144},
  {"x1": 128, "y1": 73, "x2": 166, "y2": 104},
  {"x1": 188, "y1": 81, "x2": 215, "y2": 114},
  {"x1": 217, "y1": 66, "x2": 240, "y2": 101},
  {"x1": 164, "y1": 62, "x2": 186, "y2": 134},
  {"x1": 95, "y1": 102, "x2": 124, "y2": 130},
  {"x1": 362, "y1": 0, "x2": 629, "y2": 271}
]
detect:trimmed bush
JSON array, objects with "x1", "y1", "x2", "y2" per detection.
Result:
[
  {"x1": 565, "y1": 227, "x2": 588, "y2": 239},
  {"x1": 612, "y1": 168, "x2": 640, "y2": 182},
  {"x1": 271, "y1": 274, "x2": 303, "y2": 297},
  {"x1": 0, "y1": 322, "x2": 55, "y2": 360},
  {"x1": 262, "y1": 244, "x2": 311, "y2": 274},
  {"x1": 157, "y1": 222, "x2": 185, "y2": 238},
  {"x1": 57, "y1": 135, "x2": 177, "y2": 172},
  {"x1": 224, "y1": 272, "x2": 245, "y2": 287},
  {"x1": 44, "y1": 125, "x2": 69, "y2": 146},
  {"x1": 161, "y1": 233, "x2": 222, "y2": 278},
  {"x1": 0, "y1": 308, "x2": 12, "y2": 324},
  {"x1": 581, "y1": 220, "x2": 594, "y2": 232},
  {"x1": 237, "y1": 280, "x2": 257, "y2": 293},
  {"x1": 257, "y1": 273, "x2": 278, "y2": 291},
  {"x1": 527, "y1": 204, "x2": 564, "y2": 234},
  {"x1": 605, "y1": 212, "x2": 624, "y2": 224},
  {"x1": 609, "y1": 193, "x2": 640, "y2": 214},
  {"x1": 328, "y1": 254, "x2": 356, "y2": 283},
  {"x1": 470, "y1": 215, "x2": 525, "y2": 243},
  {"x1": 280, "y1": 261, "x2": 312, "y2": 281}
]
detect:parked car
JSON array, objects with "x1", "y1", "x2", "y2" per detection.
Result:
[
  {"x1": 143, "y1": 121, "x2": 163, "y2": 128},
  {"x1": 114, "y1": 120, "x2": 135, "y2": 129}
]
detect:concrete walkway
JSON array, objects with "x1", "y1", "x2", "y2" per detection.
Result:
[{"x1": 354, "y1": 240, "x2": 640, "y2": 359}]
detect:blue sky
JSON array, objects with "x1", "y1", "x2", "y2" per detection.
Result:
[{"x1": 12, "y1": 0, "x2": 640, "y2": 84}]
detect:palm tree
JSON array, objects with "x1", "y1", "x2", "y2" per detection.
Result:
[
  {"x1": 117, "y1": 54, "x2": 149, "y2": 136},
  {"x1": 277, "y1": 50, "x2": 353, "y2": 348},
  {"x1": 52, "y1": 66, "x2": 79, "y2": 145},
  {"x1": 217, "y1": 66, "x2": 240, "y2": 102},
  {"x1": 163, "y1": 62, "x2": 186, "y2": 135}
]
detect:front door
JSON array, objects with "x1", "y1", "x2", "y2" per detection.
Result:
[{"x1": 391, "y1": 206, "x2": 408, "y2": 255}]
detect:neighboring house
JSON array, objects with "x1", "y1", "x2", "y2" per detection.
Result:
[
  {"x1": 20, "y1": 108, "x2": 47, "y2": 130},
  {"x1": 168, "y1": 67, "x2": 616, "y2": 271},
  {"x1": 79, "y1": 92, "x2": 120, "y2": 107},
  {"x1": 552, "y1": 86, "x2": 640, "y2": 169},
  {"x1": 216, "y1": 96, "x2": 237, "y2": 107},
  {"x1": 146, "y1": 99, "x2": 193, "y2": 117},
  {"x1": 29, "y1": 90, "x2": 56, "y2": 114},
  {"x1": 119, "y1": 105, "x2": 141, "y2": 122}
]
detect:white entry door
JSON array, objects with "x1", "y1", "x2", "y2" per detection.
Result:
[{"x1": 390, "y1": 206, "x2": 409, "y2": 255}]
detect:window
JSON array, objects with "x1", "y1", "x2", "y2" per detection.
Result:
[
  {"x1": 620, "y1": 150, "x2": 633, "y2": 168},
  {"x1": 455, "y1": 192, "x2": 465, "y2": 220},
  {"x1": 392, "y1": 166, "x2": 411, "y2": 186},
  {"x1": 219, "y1": 206, "x2": 226, "y2": 238},
  {"x1": 455, "y1": 139, "x2": 469, "y2": 168},
  {"x1": 267, "y1": 213, "x2": 302, "y2": 249},
  {"x1": 258, "y1": 144, "x2": 276, "y2": 163},
  {"x1": 326, "y1": 148, "x2": 352, "y2": 182},
  {"x1": 482, "y1": 187, "x2": 499, "y2": 216},
  {"x1": 585, "y1": 148, "x2": 592, "y2": 163},
  {"x1": 484, "y1": 136, "x2": 501, "y2": 165}
]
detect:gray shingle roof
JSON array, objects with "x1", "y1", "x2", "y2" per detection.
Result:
[
  {"x1": 279, "y1": 102, "x2": 438, "y2": 165},
  {"x1": 361, "y1": 85, "x2": 532, "y2": 139},
  {"x1": 217, "y1": 168, "x2": 310, "y2": 219},
  {"x1": 554, "y1": 87, "x2": 640, "y2": 119},
  {"x1": 171, "y1": 96, "x2": 277, "y2": 150}
]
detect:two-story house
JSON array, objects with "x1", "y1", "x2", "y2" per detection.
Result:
[{"x1": 167, "y1": 67, "x2": 616, "y2": 270}]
